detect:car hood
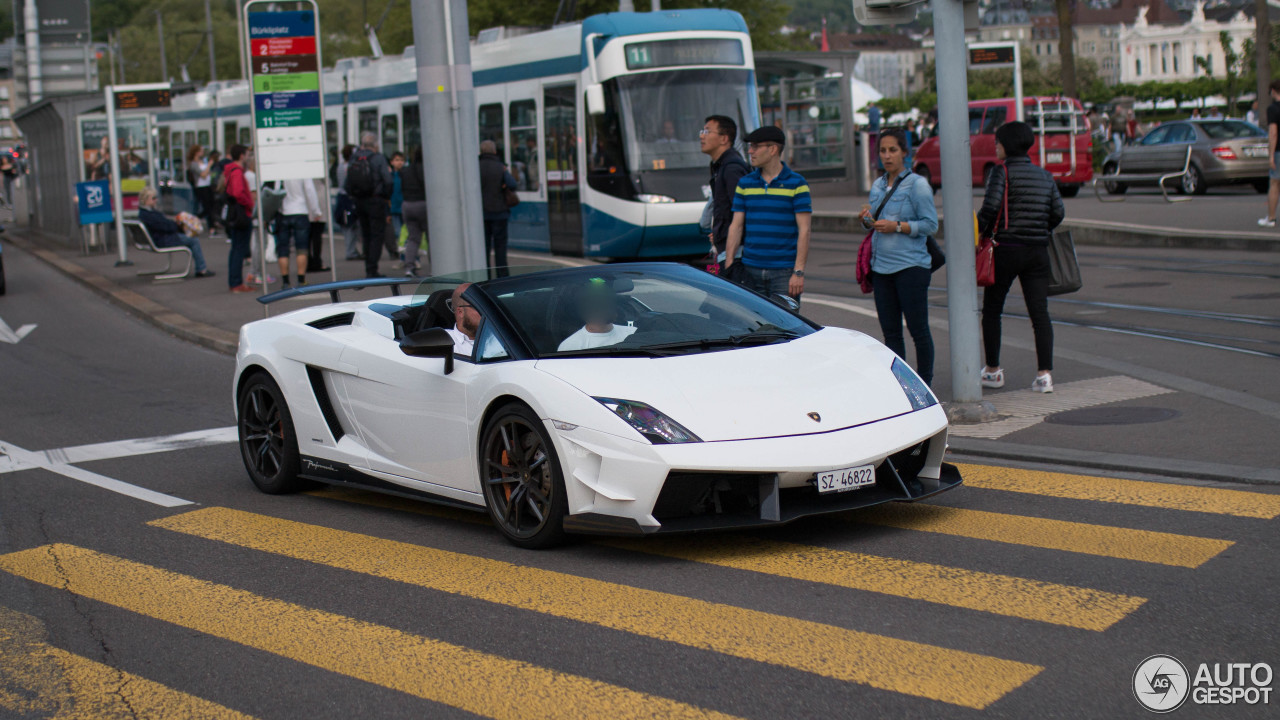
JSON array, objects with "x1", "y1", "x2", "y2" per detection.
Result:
[{"x1": 534, "y1": 327, "x2": 918, "y2": 442}]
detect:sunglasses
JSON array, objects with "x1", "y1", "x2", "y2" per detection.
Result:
[{"x1": 445, "y1": 298, "x2": 473, "y2": 313}]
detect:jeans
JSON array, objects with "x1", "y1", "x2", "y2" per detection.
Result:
[
  {"x1": 871, "y1": 265, "x2": 934, "y2": 385},
  {"x1": 982, "y1": 244, "x2": 1054, "y2": 371},
  {"x1": 356, "y1": 196, "x2": 388, "y2": 276},
  {"x1": 227, "y1": 226, "x2": 253, "y2": 288},
  {"x1": 401, "y1": 200, "x2": 429, "y2": 273},
  {"x1": 484, "y1": 217, "x2": 510, "y2": 277},
  {"x1": 274, "y1": 214, "x2": 310, "y2": 257},
  {"x1": 174, "y1": 234, "x2": 209, "y2": 273},
  {"x1": 740, "y1": 265, "x2": 798, "y2": 302}
]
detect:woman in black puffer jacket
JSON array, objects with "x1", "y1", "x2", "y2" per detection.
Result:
[{"x1": 977, "y1": 121, "x2": 1064, "y2": 394}]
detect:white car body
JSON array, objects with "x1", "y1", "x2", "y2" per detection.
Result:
[{"x1": 234, "y1": 265, "x2": 959, "y2": 542}]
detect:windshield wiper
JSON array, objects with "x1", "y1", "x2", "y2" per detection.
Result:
[{"x1": 726, "y1": 329, "x2": 801, "y2": 346}]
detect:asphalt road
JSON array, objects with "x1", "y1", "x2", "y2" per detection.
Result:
[{"x1": 1, "y1": 240, "x2": 1278, "y2": 718}]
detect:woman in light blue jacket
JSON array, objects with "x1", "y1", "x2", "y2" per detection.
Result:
[{"x1": 859, "y1": 128, "x2": 940, "y2": 385}]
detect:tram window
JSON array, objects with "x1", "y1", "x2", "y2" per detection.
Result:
[
  {"x1": 586, "y1": 86, "x2": 631, "y2": 200},
  {"x1": 478, "y1": 103, "x2": 504, "y2": 159},
  {"x1": 184, "y1": 131, "x2": 195, "y2": 150},
  {"x1": 403, "y1": 103, "x2": 421, "y2": 156},
  {"x1": 326, "y1": 120, "x2": 339, "y2": 166},
  {"x1": 359, "y1": 109, "x2": 378, "y2": 141},
  {"x1": 198, "y1": 130, "x2": 210, "y2": 148},
  {"x1": 224, "y1": 123, "x2": 238, "y2": 152},
  {"x1": 381, "y1": 115, "x2": 399, "y2": 156},
  {"x1": 158, "y1": 127, "x2": 170, "y2": 166},
  {"x1": 239, "y1": 127, "x2": 251, "y2": 146},
  {"x1": 509, "y1": 99, "x2": 539, "y2": 192}
]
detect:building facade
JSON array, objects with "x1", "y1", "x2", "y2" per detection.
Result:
[{"x1": 1118, "y1": 2, "x2": 1254, "y2": 83}]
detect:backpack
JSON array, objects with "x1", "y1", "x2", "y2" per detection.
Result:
[{"x1": 345, "y1": 151, "x2": 377, "y2": 198}]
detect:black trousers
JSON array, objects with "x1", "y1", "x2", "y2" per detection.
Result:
[
  {"x1": 355, "y1": 196, "x2": 388, "y2": 277},
  {"x1": 483, "y1": 218, "x2": 510, "y2": 277},
  {"x1": 872, "y1": 265, "x2": 934, "y2": 386},
  {"x1": 982, "y1": 244, "x2": 1054, "y2": 372},
  {"x1": 307, "y1": 221, "x2": 327, "y2": 270}
]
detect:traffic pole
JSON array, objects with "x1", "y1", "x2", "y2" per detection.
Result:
[
  {"x1": 932, "y1": 0, "x2": 994, "y2": 421},
  {"x1": 105, "y1": 86, "x2": 131, "y2": 267},
  {"x1": 410, "y1": 0, "x2": 486, "y2": 275}
]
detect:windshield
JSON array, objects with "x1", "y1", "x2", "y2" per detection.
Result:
[{"x1": 477, "y1": 263, "x2": 817, "y2": 358}]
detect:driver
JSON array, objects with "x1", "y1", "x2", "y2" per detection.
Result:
[
  {"x1": 557, "y1": 277, "x2": 637, "y2": 351},
  {"x1": 445, "y1": 282, "x2": 503, "y2": 359}
]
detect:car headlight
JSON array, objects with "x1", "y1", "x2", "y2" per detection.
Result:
[
  {"x1": 634, "y1": 194, "x2": 676, "y2": 204},
  {"x1": 891, "y1": 357, "x2": 937, "y2": 411},
  {"x1": 594, "y1": 397, "x2": 701, "y2": 444}
]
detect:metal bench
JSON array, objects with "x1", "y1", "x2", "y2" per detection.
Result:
[
  {"x1": 1093, "y1": 145, "x2": 1193, "y2": 203},
  {"x1": 123, "y1": 220, "x2": 192, "y2": 281}
]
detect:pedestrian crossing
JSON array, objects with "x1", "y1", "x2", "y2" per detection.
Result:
[{"x1": 0, "y1": 463, "x2": 1274, "y2": 717}]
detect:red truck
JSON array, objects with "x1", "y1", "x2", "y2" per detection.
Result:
[{"x1": 912, "y1": 96, "x2": 1093, "y2": 197}]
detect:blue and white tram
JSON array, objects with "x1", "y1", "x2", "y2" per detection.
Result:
[{"x1": 152, "y1": 9, "x2": 759, "y2": 259}]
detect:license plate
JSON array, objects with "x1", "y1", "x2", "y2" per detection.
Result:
[
  {"x1": 1047, "y1": 152, "x2": 1064, "y2": 164},
  {"x1": 817, "y1": 464, "x2": 876, "y2": 493},
  {"x1": 1245, "y1": 146, "x2": 1267, "y2": 158}
]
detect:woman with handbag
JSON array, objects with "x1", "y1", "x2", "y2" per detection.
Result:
[
  {"x1": 859, "y1": 128, "x2": 940, "y2": 385},
  {"x1": 977, "y1": 121, "x2": 1065, "y2": 393}
]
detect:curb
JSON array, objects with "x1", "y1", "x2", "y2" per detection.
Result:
[
  {"x1": 947, "y1": 437, "x2": 1280, "y2": 486},
  {"x1": 7, "y1": 233, "x2": 239, "y2": 356}
]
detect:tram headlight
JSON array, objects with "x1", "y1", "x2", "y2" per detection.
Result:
[{"x1": 635, "y1": 194, "x2": 676, "y2": 204}]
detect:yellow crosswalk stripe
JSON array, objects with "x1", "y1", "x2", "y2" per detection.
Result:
[
  {"x1": 855, "y1": 505, "x2": 1232, "y2": 568},
  {"x1": 0, "y1": 606, "x2": 255, "y2": 720},
  {"x1": 605, "y1": 536, "x2": 1146, "y2": 632},
  {"x1": 957, "y1": 463, "x2": 1280, "y2": 519},
  {"x1": 311, "y1": 486, "x2": 1147, "y2": 630},
  {"x1": 150, "y1": 507, "x2": 1042, "y2": 709},
  {"x1": 0, "y1": 544, "x2": 740, "y2": 720}
]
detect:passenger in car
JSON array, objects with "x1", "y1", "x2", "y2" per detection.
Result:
[{"x1": 557, "y1": 277, "x2": 637, "y2": 351}]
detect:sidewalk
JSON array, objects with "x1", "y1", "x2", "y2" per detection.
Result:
[{"x1": 9, "y1": 228, "x2": 1279, "y2": 486}]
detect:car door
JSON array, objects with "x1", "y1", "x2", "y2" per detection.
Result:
[
  {"x1": 337, "y1": 337, "x2": 479, "y2": 494},
  {"x1": 1152, "y1": 123, "x2": 1195, "y2": 174},
  {"x1": 1125, "y1": 125, "x2": 1170, "y2": 172}
]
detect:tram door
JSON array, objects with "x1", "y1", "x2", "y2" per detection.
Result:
[{"x1": 543, "y1": 84, "x2": 581, "y2": 255}]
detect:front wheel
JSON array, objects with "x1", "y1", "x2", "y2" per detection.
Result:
[
  {"x1": 237, "y1": 372, "x2": 303, "y2": 494},
  {"x1": 479, "y1": 403, "x2": 569, "y2": 549},
  {"x1": 1181, "y1": 164, "x2": 1206, "y2": 195},
  {"x1": 1102, "y1": 164, "x2": 1127, "y2": 195}
]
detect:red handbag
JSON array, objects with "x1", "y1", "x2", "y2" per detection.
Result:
[
  {"x1": 856, "y1": 231, "x2": 874, "y2": 294},
  {"x1": 976, "y1": 165, "x2": 1007, "y2": 287}
]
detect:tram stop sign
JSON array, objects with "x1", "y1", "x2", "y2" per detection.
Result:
[{"x1": 245, "y1": 4, "x2": 326, "y2": 181}]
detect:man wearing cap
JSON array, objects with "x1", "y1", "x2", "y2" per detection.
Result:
[{"x1": 723, "y1": 125, "x2": 811, "y2": 301}]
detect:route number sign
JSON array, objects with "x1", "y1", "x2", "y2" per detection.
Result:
[{"x1": 244, "y1": 3, "x2": 326, "y2": 181}]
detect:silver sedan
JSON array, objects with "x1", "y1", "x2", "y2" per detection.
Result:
[{"x1": 1100, "y1": 120, "x2": 1269, "y2": 195}]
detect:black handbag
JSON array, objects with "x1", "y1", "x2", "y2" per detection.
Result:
[
  {"x1": 926, "y1": 236, "x2": 945, "y2": 272},
  {"x1": 1047, "y1": 229, "x2": 1083, "y2": 296}
]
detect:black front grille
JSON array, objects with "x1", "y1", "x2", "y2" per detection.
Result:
[{"x1": 651, "y1": 472, "x2": 772, "y2": 523}]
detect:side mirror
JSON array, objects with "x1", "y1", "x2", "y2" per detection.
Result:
[
  {"x1": 769, "y1": 294, "x2": 801, "y2": 313},
  {"x1": 585, "y1": 84, "x2": 605, "y2": 116},
  {"x1": 399, "y1": 327, "x2": 455, "y2": 374}
]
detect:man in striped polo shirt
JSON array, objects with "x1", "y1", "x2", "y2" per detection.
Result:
[{"x1": 723, "y1": 126, "x2": 812, "y2": 301}]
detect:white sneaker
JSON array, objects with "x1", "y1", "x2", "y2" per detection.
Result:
[
  {"x1": 980, "y1": 368, "x2": 1005, "y2": 388},
  {"x1": 1259, "y1": 217, "x2": 1276, "y2": 228},
  {"x1": 1032, "y1": 374, "x2": 1054, "y2": 393}
]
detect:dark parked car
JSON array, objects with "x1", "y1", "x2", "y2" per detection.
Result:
[{"x1": 1100, "y1": 120, "x2": 1269, "y2": 195}]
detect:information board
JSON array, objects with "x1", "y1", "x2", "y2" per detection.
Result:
[
  {"x1": 245, "y1": 5, "x2": 326, "y2": 181},
  {"x1": 115, "y1": 88, "x2": 172, "y2": 111},
  {"x1": 968, "y1": 45, "x2": 1016, "y2": 68}
]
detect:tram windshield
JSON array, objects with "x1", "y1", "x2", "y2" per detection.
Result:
[{"x1": 588, "y1": 68, "x2": 757, "y2": 202}]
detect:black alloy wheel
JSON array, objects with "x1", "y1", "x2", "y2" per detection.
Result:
[
  {"x1": 1102, "y1": 164, "x2": 1127, "y2": 194},
  {"x1": 1253, "y1": 179, "x2": 1270, "y2": 194},
  {"x1": 237, "y1": 372, "x2": 303, "y2": 494},
  {"x1": 479, "y1": 404, "x2": 569, "y2": 549},
  {"x1": 1181, "y1": 164, "x2": 1206, "y2": 195}
]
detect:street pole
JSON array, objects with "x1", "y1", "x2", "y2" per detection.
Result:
[
  {"x1": 105, "y1": 86, "x2": 131, "y2": 267},
  {"x1": 205, "y1": 0, "x2": 217, "y2": 81},
  {"x1": 932, "y1": 0, "x2": 994, "y2": 421},
  {"x1": 118, "y1": 31, "x2": 127, "y2": 84},
  {"x1": 410, "y1": 0, "x2": 486, "y2": 274},
  {"x1": 1256, "y1": 0, "x2": 1270, "y2": 118},
  {"x1": 23, "y1": 0, "x2": 41, "y2": 102},
  {"x1": 156, "y1": 11, "x2": 168, "y2": 82}
]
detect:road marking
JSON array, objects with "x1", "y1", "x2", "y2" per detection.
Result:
[
  {"x1": 802, "y1": 295, "x2": 880, "y2": 319},
  {"x1": 605, "y1": 536, "x2": 1146, "y2": 632},
  {"x1": 948, "y1": 376, "x2": 1175, "y2": 440},
  {"x1": 150, "y1": 507, "x2": 1042, "y2": 709},
  {"x1": 958, "y1": 463, "x2": 1280, "y2": 519},
  {"x1": 854, "y1": 505, "x2": 1232, "y2": 568},
  {"x1": 0, "y1": 440, "x2": 192, "y2": 507},
  {"x1": 0, "y1": 427, "x2": 238, "y2": 474},
  {"x1": 0, "y1": 544, "x2": 740, "y2": 720},
  {"x1": 0, "y1": 316, "x2": 36, "y2": 344},
  {"x1": 0, "y1": 606, "x2": 255, "y2": 719}
]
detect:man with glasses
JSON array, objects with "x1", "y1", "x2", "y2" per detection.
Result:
[
  {"x1": 723, "y1": 126, "x2": 812, "y2": 301},
  {"x1": 700, "y1": 115, "x2": 750, "y2": 268},
  {"x1": 444, "y1": 283, "x2": 504, "y2": 359}
]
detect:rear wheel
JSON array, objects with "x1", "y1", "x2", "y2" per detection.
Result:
[
  {"x1": 1058, "y1": 184, "x2": 1081, "y2": 198},
  {"x1": 1253, "y1": 179, "x2": 1270, "y2": 194},
  {"x1": 1102, "y1": 163, "x2": 1127, "y2": 195},
  {"x1": 237, "y1": 372, "x2": 303, "y2": 494},
  {"x1": 1181, "y1": 164, "x2": 1206, "y2": 195},
  {"x1": 479, "y1": 403, "x2": 569, "y2": 549}
]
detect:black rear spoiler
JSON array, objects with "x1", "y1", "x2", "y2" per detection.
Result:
[{"x1": 257, "y1": 277, "x2": 422, "y2": 305}]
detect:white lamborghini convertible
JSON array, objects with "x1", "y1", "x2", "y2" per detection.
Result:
[{"x1": 235, "y1": 263, "x2": 960, "y2": 548}]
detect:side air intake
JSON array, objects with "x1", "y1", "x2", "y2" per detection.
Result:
[{"x1": 306, "y1": 366, "x2": 345, "y2": 442}]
